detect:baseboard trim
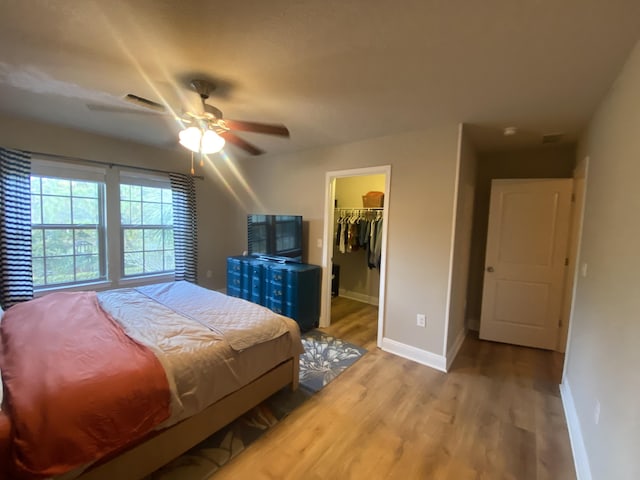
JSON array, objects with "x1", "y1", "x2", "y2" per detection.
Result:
[
  {"x1": 467, "y1": 317, "x2": 480, "y2": 331},
  {"x1": 560, "y1": 380, "x2": 592, "y2": 480},
  {"x1": 338, "y1": 289, "x2": 379, "y2": 306},
  {"x1": 381, "y1": 337, "x2": 447, "y2": 372},
  {"x1": 446, "y1": 329, "x2": 467, "y2": 371}
]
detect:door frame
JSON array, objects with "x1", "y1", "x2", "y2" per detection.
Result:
[{"x1": 320, "y1": 165, "x2": 391, "y2": 348}]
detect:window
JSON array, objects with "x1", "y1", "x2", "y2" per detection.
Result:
[
  {"x1": 31, "y1": 167, "x2": 106, "y2": 288},
  {"x1": 29, "y1": 160, "x2": 179, "y2": 290},
  {"x1": 120, "y1": 180, "x2": 175, "y2": 277}
]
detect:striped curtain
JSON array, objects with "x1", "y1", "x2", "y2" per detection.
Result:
[
  {"x1": 169, "y1": 173, "x2": 198, "y2": 283},
  {"x1": 0, "y1": 148, "x2": 33, "y2": 308}
]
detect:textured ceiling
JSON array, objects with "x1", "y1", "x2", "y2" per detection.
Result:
[{"x1": 0, "y1": 0, "x2": 639, "y2": 156}]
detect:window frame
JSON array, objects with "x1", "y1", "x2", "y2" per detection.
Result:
[
  {"x1": 30, "y1": 160, "x2": 108, "y2": 290},
  {"x1": 119, "y1": 171, "x2": 175, "y2": 280}
]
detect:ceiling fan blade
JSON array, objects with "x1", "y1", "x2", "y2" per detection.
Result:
[
  {"x1": 86, "y1": 104, "x2": 165, "y2": 115},
  {"x1": 220, "y1": 131, "x2": 264, "y2": 155},
  {"x1": 224, "y1": 119, "x2": 290, "y2": 137},
  {"x1": 124, "y1": 94, "x2": 166, "y2": 112}
]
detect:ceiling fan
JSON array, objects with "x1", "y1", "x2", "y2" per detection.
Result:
[{"x1": 89, "y1": 79, "x2": 290, "y2": 156}]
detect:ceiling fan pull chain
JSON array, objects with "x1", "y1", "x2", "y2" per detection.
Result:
[{"x1": 190, "y1": 151, "x2": 195, "y2": 176}]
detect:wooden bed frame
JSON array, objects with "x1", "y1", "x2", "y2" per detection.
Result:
[{"x1": 68, "y1": 356, "x2": 299, "y2": 480}]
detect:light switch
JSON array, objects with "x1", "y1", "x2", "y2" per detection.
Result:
[{"x1": 581, "y1": 263, "x2": 588, "y2": 277}]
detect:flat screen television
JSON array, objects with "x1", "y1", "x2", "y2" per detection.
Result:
[{"x1": 247, "y1": 214, "x2": 303, "y2": 262}]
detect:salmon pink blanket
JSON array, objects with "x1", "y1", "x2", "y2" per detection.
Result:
[{"x1": 0, "y1": 292, "x2": 170, "y2": 477}]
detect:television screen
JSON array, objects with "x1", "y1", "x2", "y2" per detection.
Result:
[{"x1": 247, "y1": 214, "x2": 303, "y2": 262}]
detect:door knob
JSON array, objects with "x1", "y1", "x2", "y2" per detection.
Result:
[{"x1": 486, "y1": 266, "x2": 494, "y2": 272}]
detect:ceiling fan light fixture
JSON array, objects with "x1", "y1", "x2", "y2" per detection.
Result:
[
  {"x1": 200, "y1": 128, "x2": 225, "y2": 154},
  {"x1": 179, "y1": 126, "x2": 203, "y2": 152},
  {"x1": 179, "y1": 126, "x2": 225, "y2": 154}
]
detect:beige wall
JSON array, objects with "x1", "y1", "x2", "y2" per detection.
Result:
[
  {"x1": 466, "y1": 145, "x2": 576, "y2": 328},
  {"x1": 446, "y1": 125, "x2": 477, "y2": 354},
  {"x1": 563, "y1": 39, "x2": 640, "y2": 480},
  {"x1": 333, "y1": 174, "x2": 385, "y2": 303},
  {"x1": 0, "y1": 113, "x2": 239, "y2": 291},
  {"x1": 235, "y1": 125, "x2": 460, "y2": 355}
]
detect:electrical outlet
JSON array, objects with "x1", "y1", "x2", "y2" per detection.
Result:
[
  {"x1": 416, "y1": 314, "x2": 426, "y2": 327},
  {"x1": 594, "y1": 400, "x2": 601, "y2": 425}
]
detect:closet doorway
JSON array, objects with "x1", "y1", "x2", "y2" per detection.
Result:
[{"x1": 320, "y1": 166, "x2": 391, "y2": 349}]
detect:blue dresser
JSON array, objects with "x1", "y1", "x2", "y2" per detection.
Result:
[{"x1": 226, "y1": 256, "x2": 322, "y2": 331}]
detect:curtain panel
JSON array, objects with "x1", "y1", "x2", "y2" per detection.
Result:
[
  {"x1": 0, "y1": 147, "x2": 33, "y2": 307},
  {"x1": 169, "y1": 173, "x2": 198, "y2": 283}
]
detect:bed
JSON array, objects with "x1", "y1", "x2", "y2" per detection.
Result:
[{"x1": 0, "y1": 281, "x2": 303, "y2": 480}]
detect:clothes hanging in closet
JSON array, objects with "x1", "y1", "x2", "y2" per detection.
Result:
[{"x1": 335, "y1": 209, "x2": 383, "y2": 269}]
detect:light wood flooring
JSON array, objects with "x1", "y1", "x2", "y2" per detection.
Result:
[{"x1": 211, "y1": 297, "x2": 576, "y2": 480}]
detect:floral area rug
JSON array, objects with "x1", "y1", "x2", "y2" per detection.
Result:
[{"x1": 148, "y1": 330, "x2": 366, "y2": 480}]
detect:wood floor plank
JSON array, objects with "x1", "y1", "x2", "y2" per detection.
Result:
[{"x1": 209, "y1": 297, "x2": 576, "y2": 480}]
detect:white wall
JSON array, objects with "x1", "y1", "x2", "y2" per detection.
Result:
[
  {"x1": 563, "y1": 39, "x2": 640, "y2": 479},
  {"x1": 0, "y1": 113, "x2": 240, "y2": 291},
  {"x1": 445, "y1": 125, "x2": 477, "y2": 361},
  {"x1": 235, "y1": 124, "x2": 460, "y2": 356}
]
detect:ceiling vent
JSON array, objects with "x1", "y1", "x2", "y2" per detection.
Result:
[{"x1": 541, "y1": 133, "x2": 564, "y2": 144}]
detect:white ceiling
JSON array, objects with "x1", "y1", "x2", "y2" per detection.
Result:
[{"x1": 0, "y1": 0, "x2": 639, "y2": 156}]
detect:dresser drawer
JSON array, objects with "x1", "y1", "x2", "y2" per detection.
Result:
[{"x1": 226, "y1": 256, "x2": 321, "y2": 331}]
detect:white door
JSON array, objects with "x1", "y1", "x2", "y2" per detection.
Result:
[{"x1": 479, "y1": 179, "x2": 572, "y2": 349}]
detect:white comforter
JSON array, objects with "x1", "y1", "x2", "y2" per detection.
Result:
[{"x1": 97, "y1": 281, "x2": 302, "y2": 427}]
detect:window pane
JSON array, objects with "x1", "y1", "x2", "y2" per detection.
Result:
[
  {"x1": 32, "y1": 257, "x2": 45, "y2": 286},
  {"x1": 45, "y1": 229, "x2": 74, "y2": 256},
  {"x1": 164, "y1": 230, "x2": 174, "y2": 249},
  {"x1": 42, "y1": 196, "x2": 71, "y2": 224},
  {"x1": 42, "y1": 178, "x2": 70, "y2": 196},
  {"x1": 32, "y1": 230, "x2": 44, "y2": 256},
  {"x1": 45, "y1": 256, "x2": 74, "y2": 284},
  {"x1": 142, "y1": 202, "x2": 161, "y2": 225},
  {"x1": 73, "y1": 198, "x2": 99, "y2": 224},
  {"x1": 31, "y1": 173, "x2": 105, "y2": 289},
  {"x1": 120, "y1": 184, "x2": 175, "y2": 278},
  {"x1": 124, "y1": 229, "x2": 143, "y2": 252},
  {"x1": 31, "y1": 195, "x2": 42, "y2": 224},
  {"x1": 164, "y1": 251, "x2": 175, "y2": 271},
  {"x1": 161, "y1": 203, "x2": 173, "y2": 225},
  {"x1": 130, "y1": 202, "x2": 142, "y2": 225},
  {"x1": 144, "y1": 251, "x2": 164, "y2": 273},
  {"x1": 144, "y1": 229, "x2": 163, "y2": 250},
  {"x1": 31, "y1": 177, "x2": 41, "y2": 194},
  {"x1": 124, "y1": 252, "x2": 144, "y2": 276},
  {"x1": 130, "y1": 185, "x2": 142, "y2": 201},
  {"x1": 120, "y1": 200, "x2": 131, "y2": 224},
  {"x1": 72, "y1": 181, "x2": 98, "y2": 198},
  {"x1": 120, "y1": 184, "x2": 130, "y2": 200},
  {"x1": 75, "y1": 229, "x2": 99, "y2": 254},
  {"x1": 142, "y1": 186, "x2": 162, "y2": 203},
  {"x1": 76, "y1": 255, "x2": 100, "y2": 280}
]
